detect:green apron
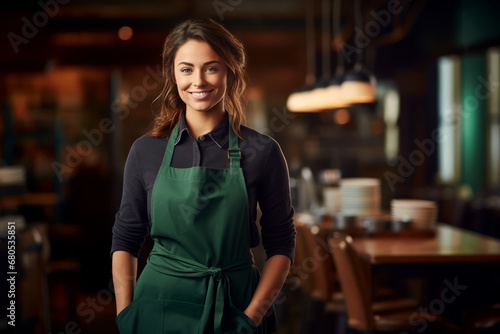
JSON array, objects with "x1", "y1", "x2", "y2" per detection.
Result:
[{"x1": 116, "y1": 120, "x2": 276, "y2": 333}]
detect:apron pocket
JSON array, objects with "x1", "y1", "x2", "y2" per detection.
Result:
[
  {"x1": 115, "y1": 301, "x2": 134, "y2": 325},
  {"x1": 116, "y1": 299, "x2": 204, "y2": 334},
  {"x1": 225, "y1": 303, "x2": 258, "y2": 334},
  {"x1": 163, "y1": 300, "x2": 204, "y2": 333},
  {"x1": 115, "y1": 299, "x2": 165, "y2": 334}
]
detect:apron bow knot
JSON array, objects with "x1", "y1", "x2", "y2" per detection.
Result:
[{"x1": 208, "y1": 267, "x2": 223, "y2": 281}]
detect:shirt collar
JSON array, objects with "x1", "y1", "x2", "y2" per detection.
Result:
[{"x1": 174, "y1": 111, "x2": 229, "y2": 148}]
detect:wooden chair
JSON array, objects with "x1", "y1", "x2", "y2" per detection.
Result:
[
  {"x1": 329, "y1": 232, "x2": 460, "y2": 333},
  {"x1": 290, "y1": 222, "x2": 316, "y2": 294},
  {"x1": 293, "y1": 222, "x2": 346, "y2": 333},
  {"x1": 294, "y1": 223, "x2": 338, "y2": 302}
]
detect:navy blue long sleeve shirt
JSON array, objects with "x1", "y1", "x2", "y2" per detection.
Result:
[{"x1": 111, "y1": 112, "x2": 296, "y2": 263}]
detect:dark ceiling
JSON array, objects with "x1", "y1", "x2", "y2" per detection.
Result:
[
  {"x1": 0, "y1": 0, "x2": 421, "y2": 71},
  {"x1": 2, "y1": 0, "x2": 500, "y2": 78}
]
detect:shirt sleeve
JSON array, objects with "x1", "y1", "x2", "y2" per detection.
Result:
[
  {"x1": 110, "y1": 141, "x2": 150, "y2": 258},
  {"x1": 257, "y1": 139, "x2": 296, "y2": 264}
]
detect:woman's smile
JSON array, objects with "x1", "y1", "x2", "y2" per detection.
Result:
[{"x1": 189, "y1": 89, "x2": 214, "y2": 100}]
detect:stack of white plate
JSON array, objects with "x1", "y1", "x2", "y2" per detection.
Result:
[
  {"x1": 0, "y1": 166, "x2": 26, "y2": 186},
  {"x1": 340, "y1": 178, "x2": 381, "y2": 216},
  {"x1": 391, "y1": 199, "x2": 437, "y2": 230},
  {"x1": 323, "y1": 186, "x2": 341, "y2": 215}
]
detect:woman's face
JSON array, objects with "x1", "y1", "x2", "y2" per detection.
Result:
[{"x1": 174, "y1": 39, "x2": 228, "y2": 115}]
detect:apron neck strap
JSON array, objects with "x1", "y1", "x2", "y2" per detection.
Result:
[
  {"x1": 228, "y1": 123, "x2": 241, "y2": 169},
  {"x1": 162, "y1": 119, "x2": 241, "y2": 169},
  {"x1": 163, "y1": 123, "x2": 179, "y2": 167}
]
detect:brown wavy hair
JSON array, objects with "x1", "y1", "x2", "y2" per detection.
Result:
[{"x1": 150, "y1": 18, "x2": 248, "y2": 139}]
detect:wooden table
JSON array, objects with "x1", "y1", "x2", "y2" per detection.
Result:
[
  {"x1": 353, "y1": 223, "x2": 500, "y2": 264},
  {"x1": 351, "y1": 224, "x2": 500, "y2": 316}
]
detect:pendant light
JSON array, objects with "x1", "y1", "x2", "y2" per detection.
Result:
[
  {"x1": 340, "y1": 0, "x2": 376, "y2": 104},
  {"x1": 286, "y1": 0, "x2": 321, "y2": 112},
  {"x1": 320, "y1": 0, "x2": 349, "y2": 110},
  {"x1": 307, "y1": 0, "x2": 349, "y2": 111},
  {"x1": 342, "y1": 64, "x2": 376, "y2": 103},
  {"x1": 288, "y1": 0, "x2": 350, "y2": 112},
  {"x1": 305, "y1": 0, "x2": 333, "y2": 111}
]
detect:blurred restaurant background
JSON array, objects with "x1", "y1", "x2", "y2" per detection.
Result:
[{"x1": 1, "y1": 0, "x2": 500, "y2": 333}]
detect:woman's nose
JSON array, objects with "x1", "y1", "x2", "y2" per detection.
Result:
[{"x1": 193, "y1": 71, "x2": 206, "y2": 87}]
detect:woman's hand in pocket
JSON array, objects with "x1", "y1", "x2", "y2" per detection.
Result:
[
  {"x1": 113, "y1": 251, "x2": 138, "y2": 317},
  {"x1": 243, "y1": 306, "x2": 262, "y2": 326}
]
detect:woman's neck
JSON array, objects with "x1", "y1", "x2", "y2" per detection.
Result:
[{"x1": 185, "y1": 107, "x2": 226, "y2": 140}]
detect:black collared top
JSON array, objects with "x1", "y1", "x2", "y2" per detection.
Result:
[{"x1": 111, "y1": 112, "x2": 296, "y2": 262}]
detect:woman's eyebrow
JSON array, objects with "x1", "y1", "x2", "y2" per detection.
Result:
[{"x1": 177, "y1": 60, "x2": 221, "y2": 66}]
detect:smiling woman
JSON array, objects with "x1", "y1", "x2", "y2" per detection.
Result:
[
  {"x1": 174, "y1": 40, "x2": 228, "y2": 137},
  {"x1": 111, "y1": 18, "x2": 296, "y2": 334},
  {"x1": 150, "y1": 19, "x2": 248, "y2": 140}
]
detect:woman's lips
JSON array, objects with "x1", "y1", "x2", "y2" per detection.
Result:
[{"x1": 189, "y1": 90, "x2": 214, "y2": 100}]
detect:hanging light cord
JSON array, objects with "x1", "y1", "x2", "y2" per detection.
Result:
[
  {"x1": 354, "y1": 0, "x2": 363, "y2": 67},
  {"x1": 305, "y1": 0, "x2": 316, "y2": 86},
  {"x1": 333, "y1": 0, "x2": 344, "y2": 79},
  {"x1": 321, "y1": 0, "x2": 331, "y2": 82}
]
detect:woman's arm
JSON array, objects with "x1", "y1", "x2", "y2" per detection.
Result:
[
  {"x1": 112, "y1": 250, "x2": 138, "y2": 315},
  {"x1": 244, "y1": 254, "x2": 290, "y2": 325},
  {"x1": 245, "y1": 137, "x2": 295, "y2": 325},
  {"x1": 111, "y1": 140, "x2": 152, "y2": 315}
]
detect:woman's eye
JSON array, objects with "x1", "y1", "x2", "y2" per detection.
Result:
[
  {"x1": 206, "y1": 67, "x2": 218, "y2": 72},
  {"x1": 180, "y1": 68, "x2": 191, "y2": 73}
]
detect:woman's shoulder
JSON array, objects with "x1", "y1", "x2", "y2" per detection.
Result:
[
  {"x1": 239, "y1": 125, "x2": 285, "y2": 165},
  {"x1": 134, "y1": 133, "x2": 166, "y2": 145},
  {"x1": 128, "y1": 134, "x2": 167, "y2": 158},
  {"x1": 240, "y1": 125, "x2": 281, "y2": 150}
]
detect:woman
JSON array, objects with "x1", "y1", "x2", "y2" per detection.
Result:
[{"x1": 111, "y1": 18, "x2": 295, "y2": 334}]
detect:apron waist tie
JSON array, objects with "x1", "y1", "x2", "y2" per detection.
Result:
[{"x1": 147, "y1": 242, "x2": 254, "y2": 334}]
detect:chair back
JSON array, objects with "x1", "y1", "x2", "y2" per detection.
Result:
[
  {"x1": 329, "y1": 233, "x2": 375, "y2": 330},
  {"x1": 291, "y1": 222, "x2": 315, "y2": 293},
  {"x1": 300, "y1": 224, "x2": 340, "y2": 302}
]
